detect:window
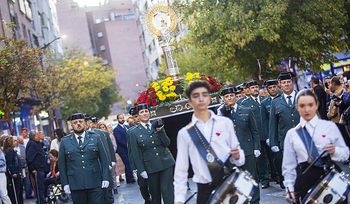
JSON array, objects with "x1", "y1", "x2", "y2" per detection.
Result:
[
  {"x1": 104, "y1": 18, "x2": 109, "y2": 21},
  {"x1": 121, "y1": 14, "x2": 135, "y2": 20},
  {"x1": 155, "y1": 58, "x2": 160, "y2": 67},
  {"x1": 103, "y1": 59, "x2": 108, "y2": 65},
  {"x1": 128, "y1": 9, "x2": 131, "y2": 14},
  {"x1": 100, "y1": 45, "x2": 105, "y2": 51},
  {"x1": 41, "y1": 13, "x2": 47, "y2": 27},
  {"x1": 95, "y1": 18, "x2": 101, "y2": 24},
  {"x1": 148, "y1": 44, "x2": 152, "y2": 53},
  {"x1": 24, "y1": 0, "x2": 32, "y2": 20},
  {"x1": 33, "y1": 34, "x2": 39, "y2": 47},
  {"x1": 19, "y1": 0, "x2": 26, "y2": 13},
  {"x1": 97, "y1": 32, "x2": 103, "y2": 38}
]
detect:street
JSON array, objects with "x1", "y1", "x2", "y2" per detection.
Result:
[{"x1": 22, "y1": 162, "x2": 350, "y2": 204}]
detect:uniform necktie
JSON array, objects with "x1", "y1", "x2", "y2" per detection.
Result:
[
  {"x1": 255, "y1": 98, "x2": 259, "y2": 104},
  {"x1": 145, "y1": 124, "x2": 150, "y2": 131},
  {"x1": 287, "y1": 95, "x2": 293, "y2": 106},
  {"x1": 78, "y1": 136, "x2": 82, "y2": 146}
]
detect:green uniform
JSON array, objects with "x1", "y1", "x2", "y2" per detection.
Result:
[
  {"x1": 58, "y1": 131, "x2": 110, "y2": 204},
  {"x1": 218, "y1": 104, "x2": 260, "y2": 204},
  {"x1": 269, "y1": 92, "x2": 300, "y2": 181},
  {"x1": 127, "y1": 126, "x2": 151, "y2": 204},
  {"x1": 236, "y1": 95, "x2": 248, "y2": 105},
  {"x1": 129, "y1": 124, "x2": 175, "y2": 204},
  {"x1": 89, "y1": 128, "x2": 116, "y2": 204},
  {"x1": 241, "y1": 95, "x2": 272, "y2": 186}
]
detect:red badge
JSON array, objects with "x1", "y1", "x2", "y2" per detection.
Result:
[
  {"x1": 322, "y1": 135, "x2": 326, "y2": 138},
  {"x1": 216, "y1": 133, "x2": 220, "y2": 136}
]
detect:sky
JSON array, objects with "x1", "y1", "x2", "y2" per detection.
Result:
[{"x1": 73, "y1": 0, "x2": 104, "y2": 7}]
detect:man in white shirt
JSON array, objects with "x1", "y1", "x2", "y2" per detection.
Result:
[
  {"x1": 21, "y1": 128, "x2": 29, "y2": 147},
  {"x1": 174, "y1": 81, "x2": 245, "y2": 204}
]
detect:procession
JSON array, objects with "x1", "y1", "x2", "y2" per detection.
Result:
[{"x1": 1, "y1": 0, "x2": 350, "y2": 204}]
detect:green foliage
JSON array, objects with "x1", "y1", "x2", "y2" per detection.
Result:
[
  {"x1": 37, "y1": 46, "x2": 121, "y2": 120},
  {"x1": 174, "y1": 0, "x2": 349, "y2": 80}
]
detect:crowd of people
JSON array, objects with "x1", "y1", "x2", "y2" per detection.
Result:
[{"x1": 1, "y1": 71, "x2": 350, "y2": 204}]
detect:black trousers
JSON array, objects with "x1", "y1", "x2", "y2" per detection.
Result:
[
  {"x1": 44, "y1": 177, "x2": 56, "y2": 198},
  {"x1": 197, "y1": 183, "x2": 215, "y2": 204},
  {"x1": 7, "y1": 174, "x2": 23, "y2": 204},
  {"x1": 71, "y1": 187, "x2": 102, "y2": 204}
]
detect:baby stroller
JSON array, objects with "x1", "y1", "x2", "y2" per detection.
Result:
[{"x1": 47, "y1": 183, "x2": 72, "y2": 204}]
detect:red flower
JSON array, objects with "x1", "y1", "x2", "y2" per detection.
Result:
[
  {"x1": 152, "y1": 93, "x2": 157, "y2": 98},
  {"x1": 152, "y1": 99, "x2": 157, "y2": 106},
  {"x1": 210, "y1": 84, "x2": 214, "y2": 91},
  {"x1": 215, "y1": 84, "x2": 221, "y2": 89},
  {"x1": 134, "y1": 102, "x2": 138, "y2": 107},
  {"x1": 220, "y1": 82, "x2": 224, "y2": 86},
  {"x1": 212, "y1": 78, "x2": 217, "y2": 83},
  {"x1": 201, "y1": 74, "x2": 206, "y2": 77},
  {"x1": 147, "y1": 87, "x2": 155, "y2": 92},
  {"x1": 145, "y1": 98, "x2": 151, "y2": 105},
  {"x1": 146, "y1": 94, "x2": 152, "y2": 99},
  {"x1": 140, "y1": 91, "x2": 146, "y2": 97}
]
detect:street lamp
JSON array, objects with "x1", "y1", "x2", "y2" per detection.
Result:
[{"x1": 41, "y1": 35, "x2": 66, "y2": 50}]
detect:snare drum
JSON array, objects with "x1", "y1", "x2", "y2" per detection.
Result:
[
  {"x1": 302, "y1": 168, "x2": 350, "y2": 204},
  {"x1": 207, "y1": 167, "x2": 258, "y2": 204}
]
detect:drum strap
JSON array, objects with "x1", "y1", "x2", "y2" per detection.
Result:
[{"x1": 296, "y1": 127, "x2": 323, "y2": 167}]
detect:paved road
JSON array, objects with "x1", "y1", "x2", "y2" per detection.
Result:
[{"x1": 24, "y1": 162, "x2": 350, "y2": 204}]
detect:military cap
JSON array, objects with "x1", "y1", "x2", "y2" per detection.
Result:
[
  {"x1": 221, "y1": 87, "x2": 236, "y2": 96},
  {"x1": 278, "y1": 72, "x2": 296, "y2": 81},
  {"x1": 264, "y1": 79, "x2": 279, "y2": 87},
  {"x1": 129, "y1": 108, "x2": 137, "y2": 116},
  {"x1": 70, "y1": 113, "x2": 84, "y2": 121},
  {"x1": 91, "y1": 117, "x2": 99, "y2": 123},
  {"x1": 136, "y1": 103, "x2": 149, "y2": 113},
  {"x1": 247, "y1": 80, "x2": 259, "y2": 87},
  {"x1": 84, "y1": 114, "x2": 92, "y2": 121},
  {"x1": 66, "y1": 115, "x2": 72, "y2": 122},
  {"x1": 235, "y1": 89, "x2": 242, "y2": 95},
  {"x1": 243, "y1": 82, "x2": 250, "y2": 89}
]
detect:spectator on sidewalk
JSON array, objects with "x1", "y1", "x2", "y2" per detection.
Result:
[
  {"x1": 50, "y1": 129, "x2": 65, "y2": 151},
  {"x1": 0, "y1": 135, "x2": 11, "y2": 204},
  {"x1": 310, "y1": 76, "x2": 328, "y2": 119}
]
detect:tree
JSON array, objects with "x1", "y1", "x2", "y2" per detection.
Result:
[
  {"x1": 0, "y1": 24, "x2": 49, "y2": 135},
  {"x1": 36, "y1": 46, "x2": 121, "y2": 123},
  {"x1": 175, "y1": 0, "x2": 349, "y2": 80}
]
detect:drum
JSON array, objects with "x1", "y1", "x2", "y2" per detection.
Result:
[
  {"x1": 207, "y1": 167, "x2": 258, "y2": 204},
  {"x1": 302, "y1": 168, "x2": 350, "y2": 204}
]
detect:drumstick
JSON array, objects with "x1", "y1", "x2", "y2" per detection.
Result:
[
  {"x1": 287, "y1": 187, "x2": 296, "y2": 204},
  {"x1": 184, "y1": 192, "x2": 197, "y2": 204},
  {"x1": 302, "y1": 138, "x2": 339, "y2": 175}
]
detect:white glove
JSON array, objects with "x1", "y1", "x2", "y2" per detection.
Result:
[
  {"x1": 111, "y1": 162, "x2": 116, "y2": 167},
  {"x1": 140, "y1": 171, "x2": 148, "y2": 179},
  {"x1": 102, "y1": 180, "x2": 109, "y2": 188},
  {"x1": 64, "y1": 185, "x2": 71, "y2": 194},
  {"x1": 254, "y1": 150, "x2": 261, "y2": 158},
  {"x1": 271, "y1": 146, "x2": 280, "y2": 152},
  {"x1": 109, "y1": 165, "x2": 112, "y2": 170},
  {"x1": 266, "y1": 139, "x2": 270, "y2": 146}
]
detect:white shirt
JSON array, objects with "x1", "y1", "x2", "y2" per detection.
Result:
[
  {"x1": 74, "y1": 132, "x2": 86, "y2": 145},
  {"x1": 118, "y1": 123, "x2": 128, "y2": 130},
  {"x1": 232, "y1": 103, "x2": 238, "y2": 112},
  {"x1": 23, "y1": 138, "x2": 29, "y2": 148},
  {"x1": 174, "y1": 110, "x2": 245, "y2": 203},
  {"x1": 251, "y1": 95, "x2": 260, "y2": 104},
  {"x1": 50, "y1": 139, "x2": 60, "y2": 151},
  {"x1": 282, "y1": 116, "x2": 349, "y2": 192},
  {"x1": 284, "y1": 90, "x2": 296, "y2": 104},
  {"x1": 140, "y1": 122, "x2": 152, "y2": 130}
]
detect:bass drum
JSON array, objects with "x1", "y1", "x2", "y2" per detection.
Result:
[
  {"x1": 207, "y1": 167, "x2": 258, "y2": 204},
  {"x1": 302, "y1": 168, "x2": 350, "y2": 204}
]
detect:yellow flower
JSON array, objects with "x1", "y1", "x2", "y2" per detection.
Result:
[
  {"x1": 166, "y1": 77, "x2": 172, "y2": 81},
  {"x1": 169, "y1": 85, "x2": 176, "y2": 91},
  {"x1": 189, "y1": 80, "x2": 193, "y2": 85},
  {"x1": 171, "y1": 92, "x2": 177, "y2": 97},
  {"x1": 186, "y1": 73, "x2": 193, "y2": 80},
  {"x1": 159, "y1": 95, "x2": 166, "y2": 101},
  {"x1": 151, "y1": 82, "x2": 158, "y2": 88},
  {"x1": 166, "y1": 93, "x2": 172, "y2": 97},
  {"x1": 193, "y1": 73, "x2": 200, "y2": 78},
  {"x1": 156, "y1": 91, "x2": 163, "y2": 97},
  {"x1": 162, "y1": 86, "x2": 169, "y2": 92},
  {"x1": 155, "y1": 86, "x2": 160, "y2": 91},
  {"x1": 167, "y1": 80, "x2": 173, "y2": 86},
  {"x1": 161, "y1": 82, "x2": 167, "y2": 87}
]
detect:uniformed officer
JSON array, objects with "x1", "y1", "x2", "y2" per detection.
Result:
[
  {"x1": 269, "y1": 72, "x2": 300, "y2": 189},
  {"x1": 237, "y1": 82, "x2": 250, "y2": 105},
  {"x1": 235, "y1": 88, "x2": 242, "y2": 99},
  {"x1": 129, "y1": 104, "x2": 175, "y2": 204},
  {"x1": 260, "y1": 79, "x2": 280, "y2": 185},
  {"x1": 85, "y1": 115, "x2": 117, "y2": 203},
  {"x1": 127, "y1": 108, "x2": 151, "y2": 204},
  {"x1": 218, "y1": 86, "x2": 261, "y2": 204},
  {"x1": 241, "y1": 81, "x2": 269, "y2": 188},
  {"x1": 58, "y1": 113, "x2": 110, "y2": 204}
]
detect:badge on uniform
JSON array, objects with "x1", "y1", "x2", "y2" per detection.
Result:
[{"x1": 276, "y1": 105, "x2": 280, "y2": 108}]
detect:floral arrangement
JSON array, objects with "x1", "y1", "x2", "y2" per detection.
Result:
[{"x1": 134, "y1": 72, "x2": 224, "y2": 108}]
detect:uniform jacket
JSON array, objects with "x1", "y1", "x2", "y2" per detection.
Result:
[
  {"x1": 127, "y1": 126, "x2": 137, "y2": 171},
  {"x1": 236, "y1": 95, "x2": 248, "y2": 105},
  {"x1": 269, "y1": 92, "x2": 300, "y2": 149},
  {"x1": 241, "y1": 95, "x2": 267, "y2": 140},
  {"x1": 261, "y1": 96, "x2": 273, "y2": 140},
  {"x1": 113, "y1": 124, "x2": 130, "y2": 154},
  {"x1": 90, "y1": 129, "x2": 116, "y2": 164},
  {"x1": 58, "y1": 131, "x2": 110, "y2": 191},
  {"x1": 218, "y1": 104, "x2": 260, "y2": 156},
  {"x1": 129, "y1": 124, "x2": 175, "y2": 174}
]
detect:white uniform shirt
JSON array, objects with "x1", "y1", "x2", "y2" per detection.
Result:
[
  {"x1": 74, "y1": 132, "x2": 86, "y2": 145},
  {"x1": 282, "y1": 116, "x2": 349, "y2": 192},
  {"x1": 284, "y1": 90, "x2": 296, "y2": 104},
  {"x1": 174, "y1": 110, "x2": 245, "y2": 203}
]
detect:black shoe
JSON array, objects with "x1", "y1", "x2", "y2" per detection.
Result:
[
  {"x1": 113, "y1": 189, "x2": 118, "y2": 194},
  {"x1": 343, "y1": 160, "x2": 349, "y2": 165},
  {"x1": 261, "y1": 183, "x2": 270, "y2": 189},
  {"x1": 127, "y1": 179, "x2": 136, "y2": 184},
  {"x1": 280, "y1": 182, "x2": 285, "y2": 189}
]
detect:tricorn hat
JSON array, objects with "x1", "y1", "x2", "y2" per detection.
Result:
[
  {"x1": 278, "y1": 72, "x2": 296, "y2": 81},
  {"x1": 91, "y1": 117, "x2": 99, "y2": 123},
  {"x1": 70, "y1": 113, "x2": 84, "y2": 121},
  {"x1": 264, "y1": 79, "x2": 279, "y2": 87},
  {"x1": 220, "y1": 87, "x2": 236, "y2": 96},
  {"x1": 84, "y1": 114, "x2": 92, "y2": 122},
  {"x1": 247, "y1": 80, "x2": 259, "y2": 87},
  {"x1": 129, "y1": 108, "x2": 137, "y2": 116}
]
